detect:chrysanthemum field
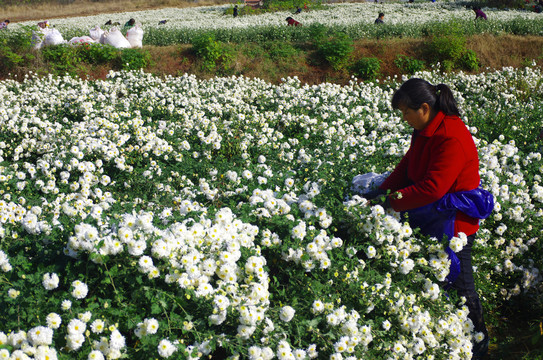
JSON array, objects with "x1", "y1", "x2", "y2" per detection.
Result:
[
  {"x1": 0, "y1": 65, "x2": 542, "y2": 359},
  {"x1": 7, "y1": 1, "x2": 543, "y2": 45}
]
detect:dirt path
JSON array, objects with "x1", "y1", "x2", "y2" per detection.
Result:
[{"x1": 2, "y1": 0, "x2": 229, "y2": 23}]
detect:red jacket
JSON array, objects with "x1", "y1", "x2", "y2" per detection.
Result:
[
  {"x1": 379, "y1": 111, "x2": 480, "y2": 236},
  {"x1": 287, "y1": 18, "x2": 302, "y2": 26}
]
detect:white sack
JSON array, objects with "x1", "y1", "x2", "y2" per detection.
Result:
[
  {"x1": 89, "y1": 26, "x2": 104, "y2": 41},
  {"x1": 101, "y1": 27, "x2": 131, "y2": 49},
  {"x1": 44, "y1": 28, "x2": 65, "y2": 46},
  {"x1": 351, "y1": 172, "x2": 390, "y2": 195},
  {"x1": 126, "y1": 24, "x2": 144, "y2": 48},
  {"x1": 69, "y1": 36, "x2": 95, "y2": 45},
  {"x1": 31, "y1": 29, "x2": 46, "y2": 50}
]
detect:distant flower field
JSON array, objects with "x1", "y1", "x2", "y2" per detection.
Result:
[
  {"x1": 0, "y1": 64, "x2": 542, "y2": 359},
  {"x1": 8, "y1": 1, "x2": 543, "y2": 45}
]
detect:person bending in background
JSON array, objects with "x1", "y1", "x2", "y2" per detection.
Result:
[
  {"x1": 473, "y1": 6, "x2": 487, "y2": 20},
  {"x1": 0, "y1": 20, "x2": 10, "y2": 30},
  {"x1": 375, "y1": 12, "x2": 384, "y2": 24},
  {"x1": 124, "y1": 18, "x2": 136, "y2": 31},
  {"x1": 286, "y1": 17, "x2": 302, "y2": 26},
  {"x1": 365, "y1": 78, "x2": 492, "y2": 360}
]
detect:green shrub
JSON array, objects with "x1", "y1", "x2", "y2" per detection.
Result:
[
  {"x1": 0, "y1": 37, "x2": 25, "y2": 74},
  {"x1": 78, "y1": 43, "x2": 119, "y2": 65},
  {"x1": 442, "y1": 59, "x2": 455, "y2": 72},
  {"x1": 191, "y1": 33, "x2": 233, "y2": 72},
  {"x1": 315, "y1": 32, "x2": 354, "y2": 70},
  {"x1": 5, "y1": 25, "x2": 35, "y2": 51},
  {"x1": 459, "y1": 48, "x2": 479, "y2": 71},
  {"x1": 118, "y1": 48, "x2": 153, "y2": 70},
  {"x1": 427, "y1": 34, "x2": 466, "y2": 64},
  {"x1": 224, "y1": 4, "x2": 260, "y2": 16},
  {"x1": 264, "y1": 40, "x2": 300, "y2": 60},
  {"x1": 0, "y1": 25, "x2": 37, "y2": 75},
  {"x1": 394, "y1": 54, "x2": 425, "y2": 75},
  {"x1": 307, "y1": 23, "x2": 329, "y2": 43},
  {"x1": 424, "y1": 33, "x2": 481, "y2": 72},
  {"x1": 263, "y1": 0, "x2": 321, "y2": 11},
  {"x1": 351, "y1": 57, "x2": 381, "y2": 81},
  {"x1": 41, "y1": 44, "x2": 82, "y2": 75}
]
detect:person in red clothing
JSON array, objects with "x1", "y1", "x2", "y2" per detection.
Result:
[
  {"x1": 473, "y1": 6, "x2": 487, "y2": 20},
  {"x1": 286, "y1": 17, "x2": 302, "y2": 26},
  {"x1": 366, "y1": 78, "x2": 491, "y2": 359}
]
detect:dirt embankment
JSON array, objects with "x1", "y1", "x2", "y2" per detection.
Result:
[{"x1": 138, "y1": 34, "x2": 543, "y2": 85}]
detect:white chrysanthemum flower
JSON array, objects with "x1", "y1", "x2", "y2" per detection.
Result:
[
  {"x1": 365, "y1": 246, "x2": 376, "y2": 259},
  {"x1": 279, "y1": 305, "x2": 296, "y2": 322},
  {"x1": 78, "y1": 311, "x2": 92, "y2": 323},
  {"x1": 88, "y1": 350, "x2": 105, "y2": 360},
  {"x1": 382, "y1": 320, "x2": 392, "y2": 331},
  {"x1": 67, "y1": 319, "x2": 86, "y2": 335},
  {"x1": 27, "y1": 326, "x2": 53, "y2": 346},
  {"x1": 91, "y1": 319, "x2": 105, "y2": 334},
  {"x1": 46, "y1": 313, "x2": 62, "y2": 329},
  {"x1": 157, "y1": 339, "x2": 177, "y2": 358},
  {"x1": 109, "y1": 329, "x2": 126, "y2": 350},
  {"x1": 399, "y1": 258, "x2": 415, "y2": 274},
  {"x1": 71, "y1": 280, "x2": 89, "y2": 299},
  {"x1": 61, "y1": 300, "x2": 72, "y2": 311},
  {"x1": 42, "y1": 272, "x2": 60, "y2": 290}
]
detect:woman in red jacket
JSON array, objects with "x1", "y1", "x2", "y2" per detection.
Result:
[
  {"x1": 285, "y1": 17, "x2": 302, "y2": 26},
  {"x1": 369, "y1": 78, "x2": 491, "y2": 359}
]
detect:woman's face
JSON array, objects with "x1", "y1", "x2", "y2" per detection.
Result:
[{"x1": 398, "y1": 103, "x2": 432, "y2": 131}]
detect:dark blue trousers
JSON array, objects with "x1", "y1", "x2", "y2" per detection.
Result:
[{"x1": 450, "y1": 234, "x2": 488, "y2": 337}]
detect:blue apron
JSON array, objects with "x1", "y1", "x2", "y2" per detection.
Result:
[{"x1": 404, "y1": 187, "x2": 494, "y2": 287}]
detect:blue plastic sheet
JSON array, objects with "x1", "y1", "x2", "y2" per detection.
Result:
[{"x1": 404, "y1": 187, "x2": 494, "y2": 286}]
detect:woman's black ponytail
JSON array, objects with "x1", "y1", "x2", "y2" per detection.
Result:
[
  {"x1": 392, "y1": 78, "x2": 460, "y2": 117},
  {"x1": 435, "y1": 83, "x2": 460, "y2": 116}
]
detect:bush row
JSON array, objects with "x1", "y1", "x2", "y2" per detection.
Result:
[{"x1": 0, "y1": 27, "x2": 481, "y2": 79}]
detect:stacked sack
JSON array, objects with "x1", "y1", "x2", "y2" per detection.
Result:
[
  {"x1": 31, "y1": 22, "x2": 144, "y2": 49},
  {"x1": 126, "y1": 24, "x2": 144, "y2": 48},
  {"x1": 100, "y1": 27, "x2": 131, "y2": 49},
  {"x1": 68, "y1": 36, "x2": 95, "y2": 46}
]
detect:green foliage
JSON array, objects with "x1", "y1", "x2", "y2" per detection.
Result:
[
  {"x1": 351, "y1": 57, "x2": 381, "y2": 81},
  {"x1": 425, "y1": 32, "x2": 480, "y2": 72},
  {"x1": 77, "y1": 43, "x2": 119, "y2": 65},
  {"x1": 41, "y1": 44, "x2": 83, "y2": 75},
  {"x1": 315, "y1": 32, "x2": 354, "y2": 70},
  {"x1": 262, "y1": 0, "x2": 322, "y2": 11},
  {"x1": 307, "y1": 23, "x2": 329, "y2": 43},
  {"x1": 427, "y1": 34, "x2": 466, "y2": 64},
  {"x1": 394, "y1": 54, "x2": 425, "y2": 75},
  {"x1": 485, "y1": 0, "x2": 526, "y2": 9},
  {"x1": 118, "y1": 48, "x2": 153, "y2": 70},
  {"x1": 0, "y1": 26, "x2": 36, "y2": 75},
  {"x1": 0, "y1": 37, "x2": 26, "y2": 74},
  {"x1": 41, "y1": 44, "x2": 152, "y2": 75},
  {"x1": 459, "y1": 48, "x2": 479, "y2": 71},
  {"x1": 191, "y1": 33, "x2": 233, "y2": 72},
  {"x1": 264, "y1": 40, "x2": 300, "y2": 60},
  {"x1": 5, "y1": 25, "x2": 35, "y2": 51},
  {"x1": 223, "y1": 4, "x2": 260, "y2": 16}
]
